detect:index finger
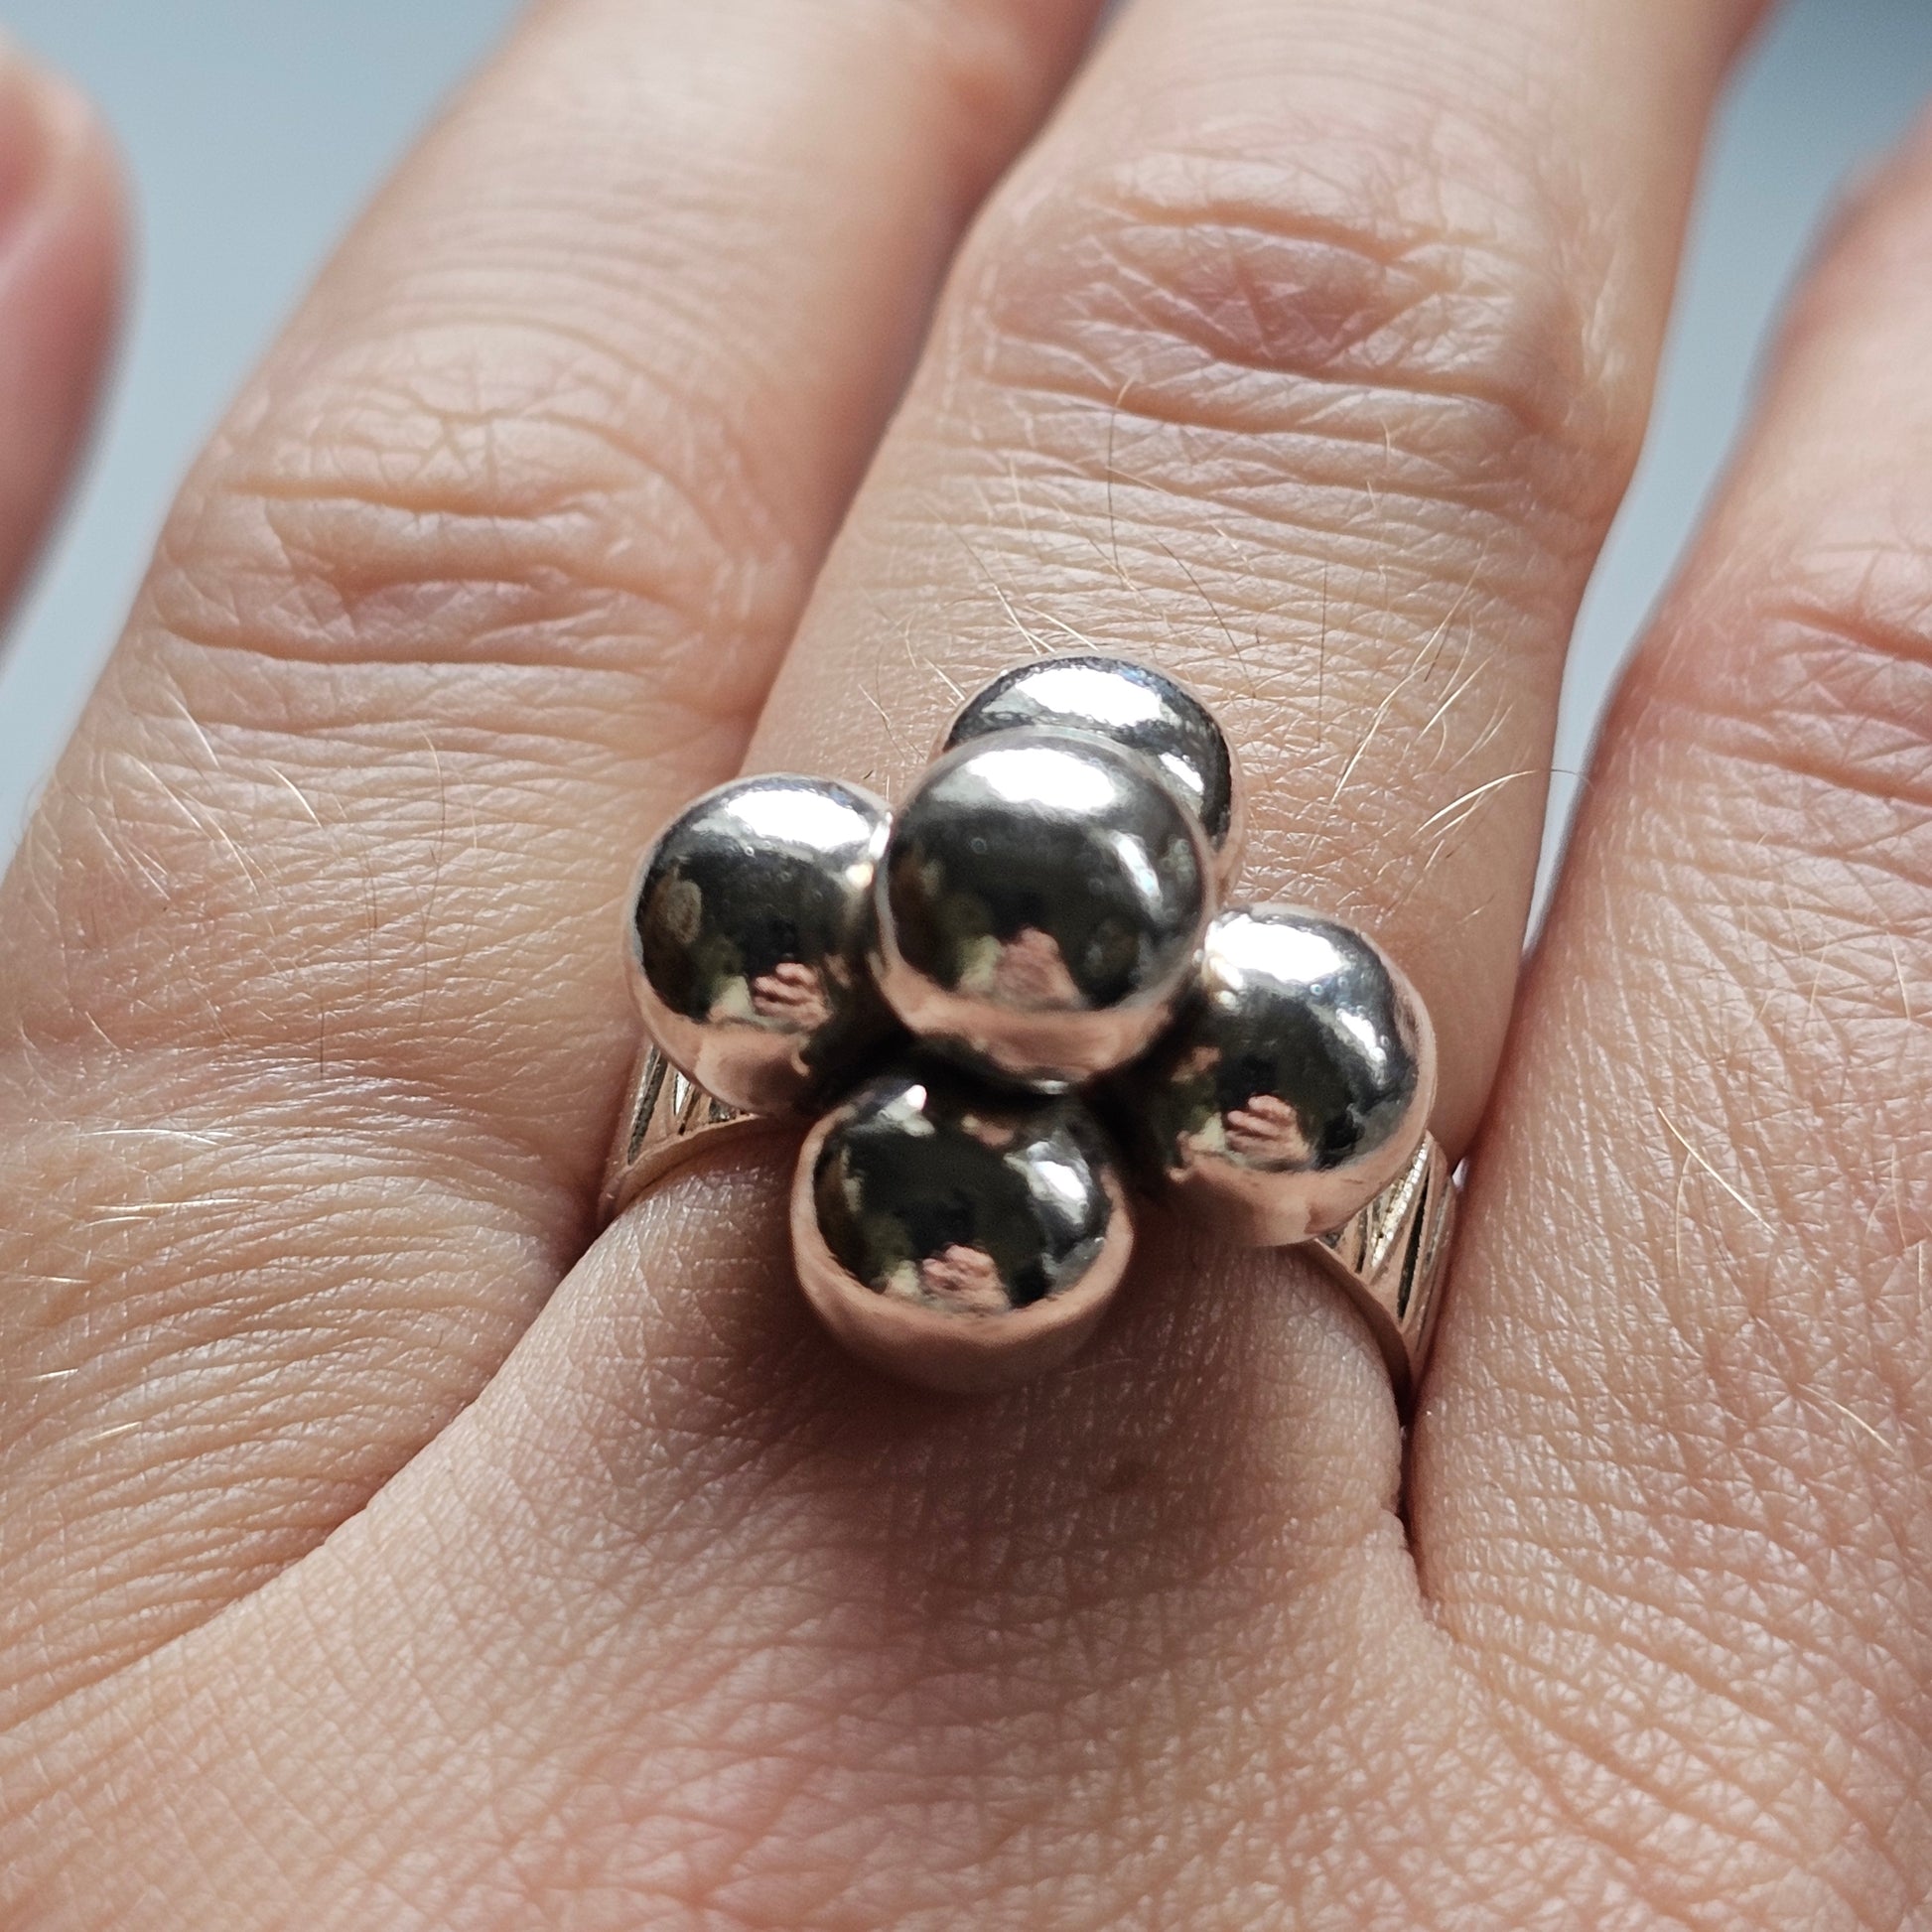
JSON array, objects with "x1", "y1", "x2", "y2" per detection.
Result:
[{"x1": 0, "y1": 0, "x2": 1103, "y2": 1723}]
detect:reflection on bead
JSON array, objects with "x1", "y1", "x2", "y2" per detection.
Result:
[
  {"x1": 1113, "y1": 905, "x2": 1436, "y2": 1246},
  {"x1": 874, "y1": 728, "x2": 1213, "y2": 1089},
  {"x1": 941, "y1": 654, "x2": 1243, "y2": 880},
  {"x1": 791, "y1": 1061, "x2": 1134, "y2": 1393},
  {"x1": 629, "y1": 775, "x2": 895, "y2": 1114}
]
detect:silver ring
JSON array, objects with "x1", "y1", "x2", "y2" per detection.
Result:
[
  {"x1": 604, "y1": 654, "x2": 1456, "y2": 1404},
  {"x1": 603, "y1": 1040, "x2": 1453, "y2": 1405}
]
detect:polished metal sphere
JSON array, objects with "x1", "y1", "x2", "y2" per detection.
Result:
[
  {"x1": 791, "y1": 1061, "x2": 1135, "y2": 1393},
  {"x1": 1113, "y1": 905, "x2": 1436, "y2": 1245},
  {"x1": 874, "y1": 728, "x2": 1214, "y2": 1089},
  {"x1": 629, "y1": 774, "x2": 895, "y2": 1114},
  {"x1": 941, "y1": 655, "x2": 1242, "y2": 879}
]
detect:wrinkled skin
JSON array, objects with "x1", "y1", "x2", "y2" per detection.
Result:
[{"x1": 3, "y1": 1, "x2": 1931, "y2": 1925}]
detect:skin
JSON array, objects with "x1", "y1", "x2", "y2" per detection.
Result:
[{"x1": 0, "y1": 0, "x2": 1928, "y2": 1922}]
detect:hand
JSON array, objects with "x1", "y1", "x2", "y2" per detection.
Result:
[
  {"x1": 4, "y1": 2, "x2": 1928, "y2": 1924},
  {"x1": 1221, "y1": 1093, "x2": 1313, "y2": 1165},
  {"x1": 748, "y1": 962, "x2": 834, "y2": 1035}
]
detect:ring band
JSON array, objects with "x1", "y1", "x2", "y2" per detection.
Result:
[
  {"x1": 602, "y1": 1039, "x2": 1455, "y2": 1407},
  {"x1": 607, "y1": 653, "x2": 1458, "y2": 1401},
  {"x1": 599, "y1": 1040, "x2": 782, "y2": 1221},
  {"x1": 1307, "y1": 1130, "x2": 1455, "y2": 1408}
]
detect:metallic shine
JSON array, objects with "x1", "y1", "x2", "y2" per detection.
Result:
[
  {"x1": 875, "y1": 728, "x2": 1213, "y2": 1089},
  {"x1": 1309, "y1": 1132, "x2": 1456, "y2": 1410},
  {"x1": 791, "y1": 1062, "x2": 1134, "y2": 1393},
  {"x1": 1115, "y1": 905, "x2": 1436, "y2": 1245},
  {"x1": 941, "y1": 655, "x2": 1243, "y2": 879},
  {"x1": 599, "y1": 1043, "x2": 778, "y2": 1224},
  {"x1": 629, "y1": 774, "x2": 895, "y2": 1115}
]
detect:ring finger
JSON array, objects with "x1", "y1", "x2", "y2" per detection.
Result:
[{"x1": 760, "y1": 0, "x2": 1763, "y2": 1148}]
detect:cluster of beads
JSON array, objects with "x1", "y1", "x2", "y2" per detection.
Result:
[{"x1": 626, "y1": 656, "x2": 1434, "y2": 1393}]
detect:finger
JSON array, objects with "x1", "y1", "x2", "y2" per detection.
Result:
[
  {"x1": 758, "y1": 0, "x2": 1762, "y2": 1151},
  {"x1": 1, "y1": 3, "x2": 1768, "y2": 1923},
  {"x1": 0, "y1": 0, "x2": 1102, "y2": 1718},
  {"x1": 0, "y1": 39, "x2": 121, "y2": 631},
  {"x1": 1418, "y1": 117, "x2": 1932, "y2": 1919}
]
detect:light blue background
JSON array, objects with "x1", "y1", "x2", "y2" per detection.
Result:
[{"x1": 3, "y1": 0, "x2": 1931, "y2": 870}]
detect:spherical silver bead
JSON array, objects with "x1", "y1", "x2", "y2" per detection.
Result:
[
  {"x1": 1114, "y1": 905, "x2": 1436, "y2": 1246},
  {"x1": 874, "y1": 728, "x2": 1214, "y2": 1089},
  {"x1": 941, "y1": 655, "x2": 1243, "y2": 880},
  {"x1": 791, "y1": 1061, "x2": 1135, "y2": 1393},
  {"x1": 629, "y1": 774, "x2": 895, "y2": 1115}
]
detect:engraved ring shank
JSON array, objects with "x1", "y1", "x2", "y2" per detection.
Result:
[{"x1": 598, "y1": 1043, "x2": 786, "y2": 1224}]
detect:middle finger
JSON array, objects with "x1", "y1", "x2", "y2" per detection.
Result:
[{"x1": 759, "y1": 0, "x2": 1765, "y2": 1149}]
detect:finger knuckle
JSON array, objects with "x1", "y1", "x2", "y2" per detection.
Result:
[
  {"x1": 1660, "y1": 542, "x2": 1932, "y2": 863},
  {"x1": 22, "y1": 316, "x2": 803, "y2": 1068},
  {"x1": 956, "y1": 130, "x2": 1640, "y2": 540},
  {"x1": 142, "y1": 312, "x2": 807, "y2": 717},
  {"x1": 1633, "y1": 542, "x2": 1932, "y2": 1071}
]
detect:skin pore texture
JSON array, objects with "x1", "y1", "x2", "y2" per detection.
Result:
[{"x1": 3, "y1": 0, "x2": 1931, "y2": 1925}]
